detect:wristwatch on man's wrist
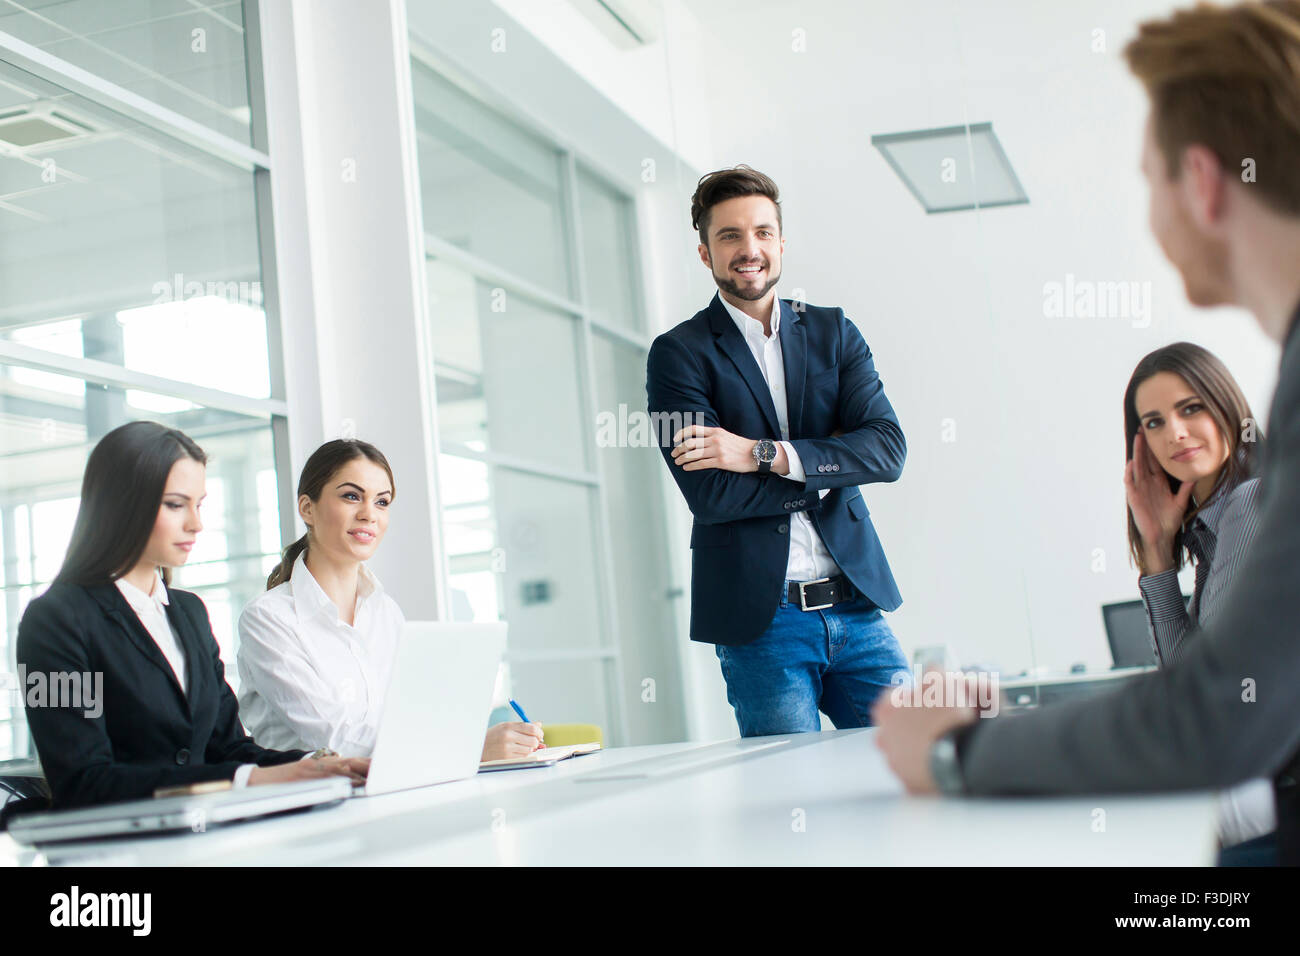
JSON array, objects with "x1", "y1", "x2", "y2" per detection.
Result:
[
  {"x1": 929, "y1": 729, "x2": 967, "y2": 795},
  {"x1": 752, "y1": 439, "x2": 778, "y2": 474}
]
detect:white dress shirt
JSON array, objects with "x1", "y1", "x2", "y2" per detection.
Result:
[
  {"x1": 718, "y1": 291, "x2": 842, "y2": 582},
  {"x1": 115, "y1": 572, "x2": 187, "y2": 693},
  {"x1": 237, "y1": 551, "x2": 405, "y2": 756}
]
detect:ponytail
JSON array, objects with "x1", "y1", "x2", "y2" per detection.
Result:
[{"x1": 267, "y1": 534, "x2": 309, "y2": 589}]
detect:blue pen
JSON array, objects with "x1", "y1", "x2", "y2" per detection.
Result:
[{"x1": 509, "y1": 699, "x2": 545, "y2": 749}]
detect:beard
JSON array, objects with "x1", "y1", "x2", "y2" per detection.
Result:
[
  {"x1": 1180, "y1": 260, "x2": 1233, "y2": 308},
  {"x1": 713, "y1": 262, "x2": 782, "y2": 301},
  {"x1": 1160, "y1": 210, "x2": 1231, "y2": 308}
]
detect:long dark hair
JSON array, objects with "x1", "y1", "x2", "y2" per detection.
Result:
[
  {"x1": 267, "y1": 439, "x2": 395, "y2": 589},
  {"x1": 1124, "y1": 342, "x2": 1262, "y2": 573},
  {"x1": 56, "y1": 421, "x2": 207, "y2": 587}
]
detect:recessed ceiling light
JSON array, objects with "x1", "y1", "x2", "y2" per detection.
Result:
[
  {"x1": 872, "y1": 122, "x2": 1028, "y2": 214},
  {"x1": 0, "y1": 107, "x2": 95, "y2": 148}
]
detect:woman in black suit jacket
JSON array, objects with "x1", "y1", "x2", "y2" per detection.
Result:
[{"x1": 17, "y1": 421, "x2": 368, "y2": 808}]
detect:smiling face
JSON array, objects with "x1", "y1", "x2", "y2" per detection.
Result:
[
  {"x1": 1134, "y1": 370, "x2": 1231, "y2": 488},
  {"x1": 299, "y1": 457, "x2": 392, "y2": 564},
  {"x1": 698, "y1": 194, "x2": 785, "y2": 302},
  {"x1": 140, "y1": 456, "x2": 205, "y2": 570}
]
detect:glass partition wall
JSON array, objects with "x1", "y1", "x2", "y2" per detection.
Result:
[
  {"x1": 411, "y1": 56, "x2": 684, "y2": 745},
  {"x1": 0, "y1": 3, "x2": 286, "y2": 759}
]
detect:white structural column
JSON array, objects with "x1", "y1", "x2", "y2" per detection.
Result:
[{"x1": 254, "y1": 0, "x2": 447, "y2": 619}]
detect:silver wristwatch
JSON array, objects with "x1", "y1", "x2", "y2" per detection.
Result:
[
  {"x1": 752, "y1": 439, "x2": 778, "y2": 474},
  {"x1": 929, "y1": 730, "x2": 967, "y2": 795}
]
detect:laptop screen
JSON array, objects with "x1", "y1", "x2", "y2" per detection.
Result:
[{"x1": 1102, "y1": 599, "x2": 1172, "y2": 669}]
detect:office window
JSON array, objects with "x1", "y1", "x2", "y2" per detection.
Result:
[
  {"x1": 412, "y1": 52, "x2": 683, "y2": 745},
  {"x1": 0, "y1": 59, "x2": 266, "y2": 392},
  {"x1": 576, "y1": 166, "x2": 642, "y2": 332},
  {"x1": 0, "y1": 13, "x2": 284, "y2": 759},
  {"x1": 590, "y1": 330, "x2": 684, "y2": 743},
  {"x1": 412, "y1": 64, "x2": 571, "y2": 298},
  {"x1": 0, "y1": 0, "x2": 255, "y2": 144},
  {"x1": 427, "y1": 261, "x2": 590, "y2": 472}
]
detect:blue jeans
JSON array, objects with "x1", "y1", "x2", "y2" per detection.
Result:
[{"x1": 714, "y1": 582, "x2": 911, "y2": 737}]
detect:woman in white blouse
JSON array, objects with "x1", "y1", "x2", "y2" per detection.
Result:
[
  {"x1": 18, "y1": 422, "x2": 367, "y2": 808},
  {"x1": 237, "y1": 439, "x2": 543, "y2": 761}
]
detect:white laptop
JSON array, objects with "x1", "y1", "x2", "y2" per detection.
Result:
[
  {"x1": 362, "y1": 620, "x2": 505, "y2": 795},
  {"x1": 8, "y1": 621, "x2": 507, "y2": 842},
  {"x1": 7, "y1": 777, "x2": 352, "y2": 845}
]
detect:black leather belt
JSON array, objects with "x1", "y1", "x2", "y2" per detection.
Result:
[{"x1": 787, "y1": 575, "x2": 855, "y2": 611}]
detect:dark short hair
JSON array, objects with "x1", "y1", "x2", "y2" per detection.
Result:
[
  {"x1": 57, "y1": 421, "x2": 207, "y2": 587},
  {"x1": 690, "y1": 164, "x2": 782, "y2": 248}
]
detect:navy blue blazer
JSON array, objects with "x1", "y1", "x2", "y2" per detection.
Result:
[
  {"x1": 16, "y1": 580, "x2": 306, "y2": 808},
  {"x1": 647, "y1": 293, "x2": 906, "y2": 646}
]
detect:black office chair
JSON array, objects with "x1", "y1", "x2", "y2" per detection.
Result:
[{"x1": 0, "y1": 759, "x2": 50, "y2": 831}]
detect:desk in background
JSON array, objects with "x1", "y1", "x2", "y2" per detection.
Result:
[{"x1": 1000, "y1": 666, "x2": 1157, "y2": 712}]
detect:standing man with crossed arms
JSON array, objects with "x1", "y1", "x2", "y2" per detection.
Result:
[{"x1": 646, "y1": 165, "x2": 910, "y2": 736}]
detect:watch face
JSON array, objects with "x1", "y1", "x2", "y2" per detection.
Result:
[
  {"x1": 756, "y1": 440, "x2": 777, "y2": 463},
  {"x1": 929, "y1": 734, "x2": 964, "y2": 794}
]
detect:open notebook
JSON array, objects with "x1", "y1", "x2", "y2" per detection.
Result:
[{"x1": 478, "y1": 742, "x2": 601, "y2": 772}]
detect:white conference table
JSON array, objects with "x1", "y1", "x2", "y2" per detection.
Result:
[{"x1": 1, "y1": 729, "x2": 1219, "y2": 866}]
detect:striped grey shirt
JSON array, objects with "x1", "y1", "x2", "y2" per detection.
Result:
[
  {"x1": 1138, "y1": 476, "x2": 1262, "y2": 668},
  {"x1": 1136, "y1": 474, "x2": 1272, "y2": 846}
]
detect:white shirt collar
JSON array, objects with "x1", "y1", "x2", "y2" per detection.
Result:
[
  {"x1": 115, "y1": 571, "x2": 169, "y2": 613},
  {"x1": 719, "y1": 289, "x2": 781, "y2": 341},
  {"x1": 289, "y1": 549, "x2": 383, "y2": 623}
]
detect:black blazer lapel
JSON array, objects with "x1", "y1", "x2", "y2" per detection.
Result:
[
  {"x1": 163, "y1": 596, "x2": 204, "y2": 702},
  {"x1": 87, "y1": 583, "x2": 189, "y2": 712},
  {"x1": 778, "y1": 300, "x2": 806, "y2": 438},
  {"x1": 708, "y1": 293, "x2": 782, "y2": 438}
]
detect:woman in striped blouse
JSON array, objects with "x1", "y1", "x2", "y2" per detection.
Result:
[{"x1": 1122, "y1": 341, "x2": 1271, "y2": 861}]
